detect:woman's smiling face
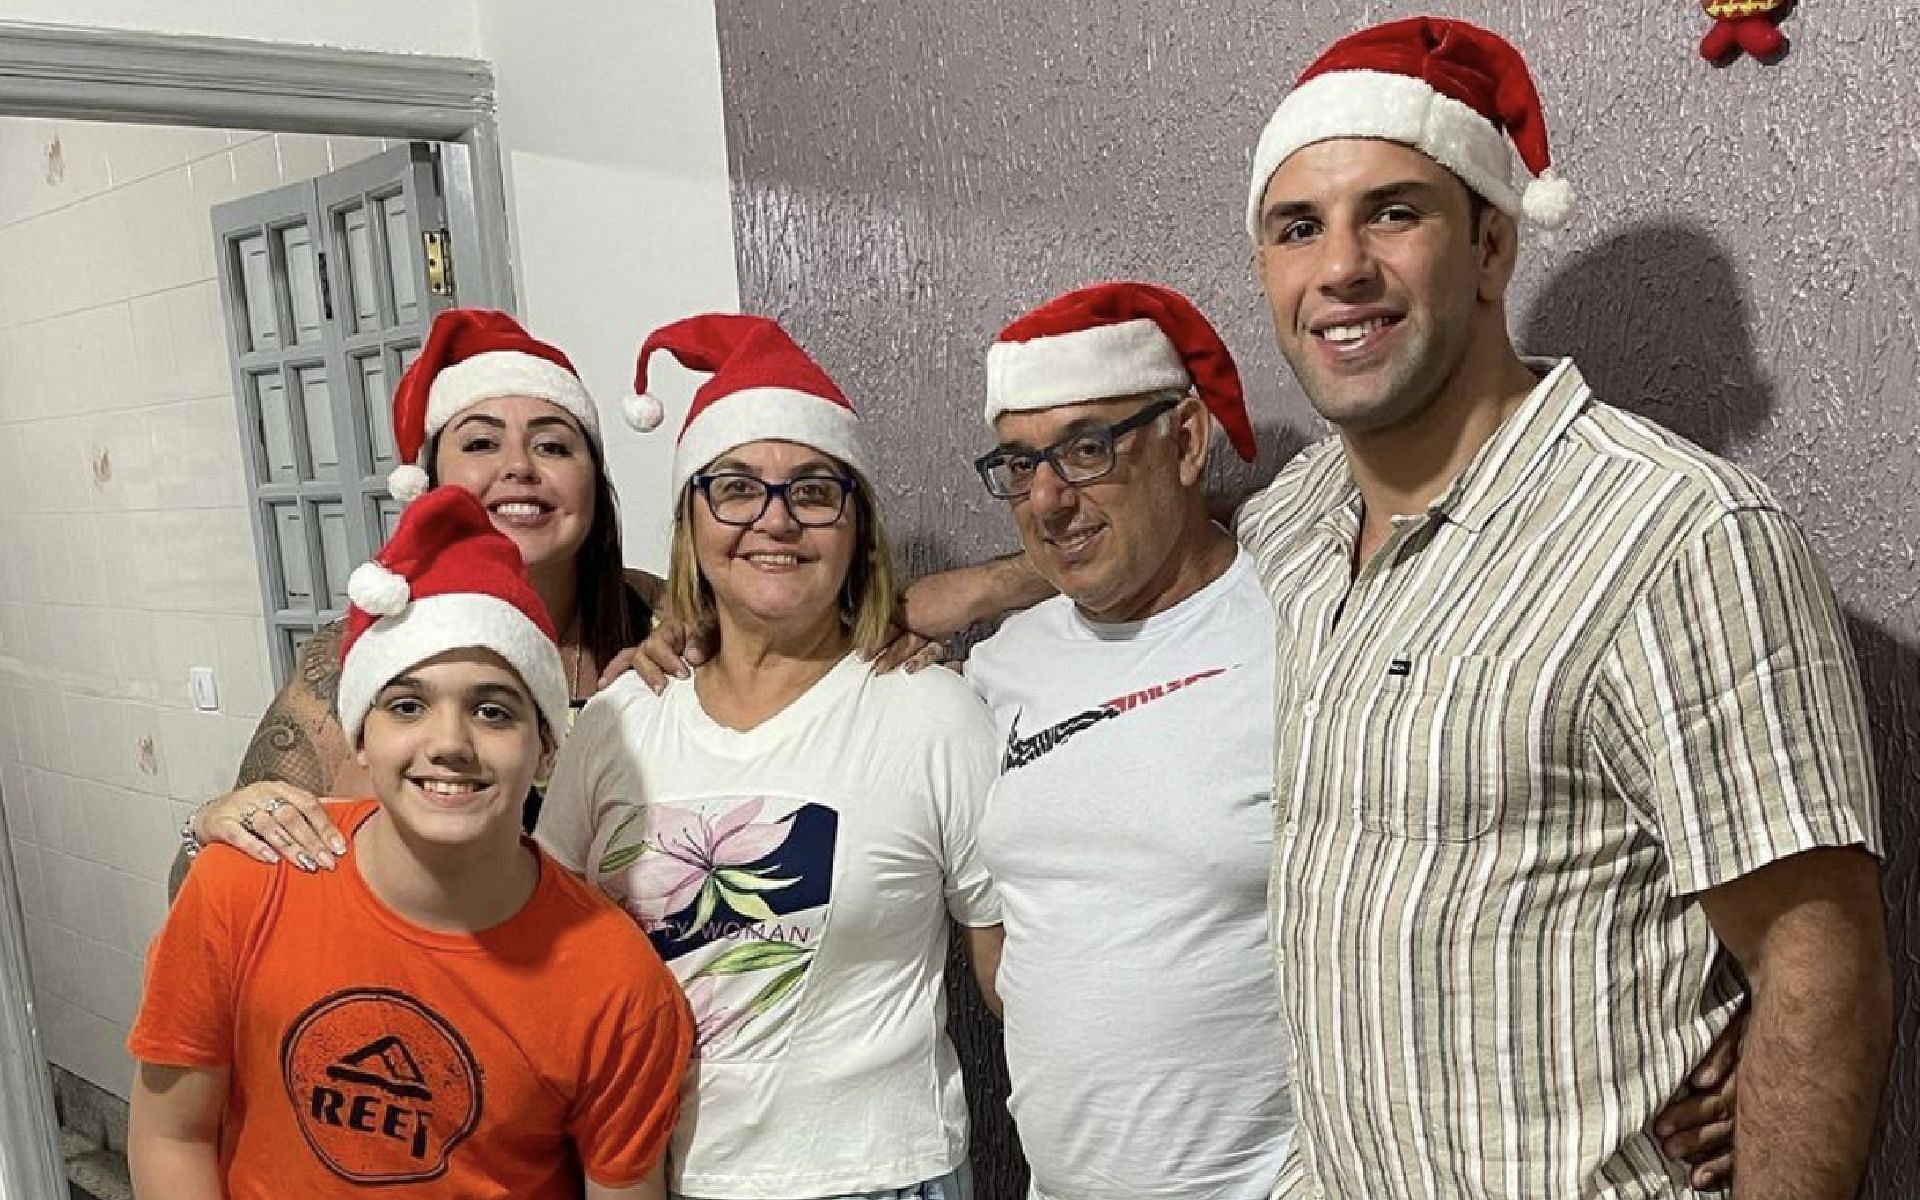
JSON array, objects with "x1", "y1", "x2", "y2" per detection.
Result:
[{"x1": 432, "y1": 394, "x2": 597, "y2": 571}]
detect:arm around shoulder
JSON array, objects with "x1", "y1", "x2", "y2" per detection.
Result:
[
  {"x1": 901, "y1": 552, "x2": 1056, "y2": 638},
  {"x1": 169, "y1": 623, "x2": 357, "y2": 895}
]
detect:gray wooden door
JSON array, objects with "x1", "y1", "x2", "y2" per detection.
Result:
[{"x1": 212, "y1": 143, "x2": 460, "y2": 684}]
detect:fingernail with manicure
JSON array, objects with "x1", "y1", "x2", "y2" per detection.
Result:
[{"x1": 297, "y1": 853, "x2": 318, "y2": 872}]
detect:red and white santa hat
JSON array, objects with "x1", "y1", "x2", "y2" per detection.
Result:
[
  {"x1": 985, "y1": 280, "x2": 1256, "y2": 462},
  {"x1": 630, "y1": 313, "x2": 869, "y2": 494},
  {"x1": 336, "y1": 486, "x2": 569, "y2": 741},
  {"x1": 386, "y1": 308, "x2": 599, "y2": 504},
  {"x1": 1245, "y1": 16, "x2": 1574, "y2": 239}
]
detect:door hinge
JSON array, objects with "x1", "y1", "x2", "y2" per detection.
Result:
[
  {"x1": 423, "y1": 230, "x2": 455, "y2": 297},
  {"x1": 316, "y1": 249, "x2": 334, "y2": 321}
]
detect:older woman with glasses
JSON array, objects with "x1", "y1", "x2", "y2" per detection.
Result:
[{"x1": 536, "y1": 314, "x2": 1001, "y2": 1200}]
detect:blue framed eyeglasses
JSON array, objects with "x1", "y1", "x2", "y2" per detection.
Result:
[{"x1": 691, "y1": 472, "x2": 858, "y2": 527}]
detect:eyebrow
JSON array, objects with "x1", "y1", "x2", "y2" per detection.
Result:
[
  {"x1": 447, "y1": 412, "x2": 582, "y2": 436},
  {"x1": 995, "y1": 419, "x2": 1110, "y2": 454},
  {"x1": 468, "y1": 682, "x2": 532, "y2": 706},
  {"x1": 1261, "y1": 179, "x2": 1441, "y2": 236},
  {"x1": 709, "y1": 455, "x2": 841, "y2": 474},
  {"x1": 377, "y1": 676, "x2": 533, "y2": 706}
]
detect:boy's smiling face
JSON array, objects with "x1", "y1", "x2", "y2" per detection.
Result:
[{"x1": 355, "y1": 647, "x2": 552, "y2": 850}]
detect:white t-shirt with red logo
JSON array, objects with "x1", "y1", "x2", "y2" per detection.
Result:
[{"x1": 965, "y1": 548, "x2": 1293, "y2": 1200}]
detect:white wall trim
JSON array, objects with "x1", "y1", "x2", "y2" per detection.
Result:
[
  {"x1": 0, "y1": 793, "x2": 63, "y2": 1200},
  {"x1": 0, "y1": 17, "x2": 517, "y2": 309}
]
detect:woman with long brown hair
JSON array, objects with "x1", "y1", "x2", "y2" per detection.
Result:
[{"x1": 174, "y1": 308, "x2": 657, "y2": 881}]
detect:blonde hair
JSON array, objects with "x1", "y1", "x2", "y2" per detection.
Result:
[{"x1": 666, "y1": 462, "x2": 898, "y2": 657}]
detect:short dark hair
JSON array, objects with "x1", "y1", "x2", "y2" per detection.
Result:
[{"x1": 1464, "y1": 185, "x2": 1493, "y2": 245}]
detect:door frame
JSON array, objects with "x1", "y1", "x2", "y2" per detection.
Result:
[
  {"x1": 0, "y1": 19, "x2": 517, "y2": 310},
  {"x1": 0, "y1": 20, "x2": 516, "y2": 1198}
]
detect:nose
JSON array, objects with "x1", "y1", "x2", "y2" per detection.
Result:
[
  {"x1": 1315, "y1": 220, "x2": 1379, "y2": 299},
  {"x1": 500, "y1": 439, "x2": 540, "y2": 482},
  {"x1": 751, "y1": 487, "x2": 803, "y2": 535},
  {"x1": 422, "y1": 704, "x2": 478, "y2": 765},
  {"x1": 1025, "y1": 458, "x2": 1079, "y2": 519}
]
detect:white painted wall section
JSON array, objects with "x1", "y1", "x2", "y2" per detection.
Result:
[{"x1": 478, "y1": 0, "x2": 741, "y2": 570}]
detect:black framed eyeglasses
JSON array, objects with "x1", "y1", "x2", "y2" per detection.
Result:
[
  {"x1": 973, "y1": 396, "x2": 1181, "y2": 500},
  {"x1": 691, "y1": 471, "x2": 858, "y2": 527}
]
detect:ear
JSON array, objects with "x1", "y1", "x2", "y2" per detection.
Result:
[
  {"x1": 1174, "y1": 395, "x2": 1214, "y2": 488},
  {"x1": 536, "y1": 725, "x2": 558, "y2": 779},
  {"x1": 1477, "y1": 207, "x2": 1521, "y2": 304}
]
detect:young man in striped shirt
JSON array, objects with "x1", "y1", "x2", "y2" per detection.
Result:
[{"x1": 1240, "y1": 16, "x2": 1889, "y2": 1200}]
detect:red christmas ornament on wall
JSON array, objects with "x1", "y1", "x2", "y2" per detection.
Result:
[{"x1": 1701, "y1": 0, "x2": 1790, "y2": 62}]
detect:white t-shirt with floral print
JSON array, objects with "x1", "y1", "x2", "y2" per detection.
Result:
[{"x1": 536, "y1": 654, "x2": 1000, "y2": 1198}]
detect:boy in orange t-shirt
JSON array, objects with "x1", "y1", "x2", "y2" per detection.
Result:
[{"x1": 128, "y1": 487, "x2": 692, "y2": 1199}]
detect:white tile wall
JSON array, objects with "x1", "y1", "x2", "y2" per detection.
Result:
[{"x1": 0, "y1": 116, "x2": 388, "y2": 1099}]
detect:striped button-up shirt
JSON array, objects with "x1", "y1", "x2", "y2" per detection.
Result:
[{"x1": 1237, "y1": 359, "x2": 1879, "y2": 1199}]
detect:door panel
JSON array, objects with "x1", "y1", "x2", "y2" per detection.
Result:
[{"x1": 212, "y1": 143, "x2": 460, "y2": 683}]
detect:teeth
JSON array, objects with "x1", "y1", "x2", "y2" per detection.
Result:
[
  {"x1": 1321, "y1": 317, "x2": 1389, "y2": 344},
  {"x1": 747, "y1": 553, "x2": 800, "y2": 565},
  {"x1": 419, "y1": 779, "x2": 480, "y2": 796},
  {"x1": 493, "y1": 502, "x2": 544, "y2": 517}
]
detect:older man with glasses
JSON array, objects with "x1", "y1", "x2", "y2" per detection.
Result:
[{"x1": 960, "y1": 281, "x2": 1295, "y2": 1200}]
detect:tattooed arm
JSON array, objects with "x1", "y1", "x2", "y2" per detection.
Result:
[{"x1": 166, "y1": 624, "x2": 359, "y2": 899}]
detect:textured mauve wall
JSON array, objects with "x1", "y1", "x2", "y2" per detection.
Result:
[{"x1": 713, "y1": 3, "x2": 1920, "y2": 1196}]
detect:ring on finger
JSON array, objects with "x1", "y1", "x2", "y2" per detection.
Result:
[
  {"x1": 262, "y1": 796, "x2": 287, "y2": 815},
  {"x1": 239, "y1": 805, "x2": 260, "y2": 834}
]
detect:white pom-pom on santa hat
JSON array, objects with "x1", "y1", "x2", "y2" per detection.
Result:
[
  {"x1": 1522, "y1": 171, "x2": 1575, "y2": 230},
  {"x1": 347, "y1": 561, "x2": 412, "y2": 617},
  {"x1": 623, "y1": 390, "x2": 665, "y2": 432},
  {"x1": 388, "y1": 462, "x2": 430, "y2": 504}
]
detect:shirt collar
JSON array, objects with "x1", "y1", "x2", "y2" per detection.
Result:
[{"x1": 1425, "y1": 357, "x2": 1590, "y2": 534}]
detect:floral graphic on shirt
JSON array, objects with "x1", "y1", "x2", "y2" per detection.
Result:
[
  {"x1": 600, "y1": 797, "x2": 797, "y2": 929},
  {"x1": 679, "y1": 976, "x2": 750, "y2": 1050},
  {"x1": 595, "y1": 795, "x2": 838, "y2": 1054}
]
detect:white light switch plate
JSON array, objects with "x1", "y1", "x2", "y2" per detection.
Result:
[{"x1": 189, "y1": 666, "x2": 220, "y2": 712}]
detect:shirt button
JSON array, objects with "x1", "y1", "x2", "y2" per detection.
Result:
[{"x1": 1301, "y1": 699, "x2": 1322, "y2": 718}]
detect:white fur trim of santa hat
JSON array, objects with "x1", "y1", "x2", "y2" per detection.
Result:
[
  {"x1": 336, "y1": 592, "x2": 571, "y2": 742},
  {"x1": 984, "y1": 318, "x2": 1191, "y2": 424},
  {"x1": 1247, "y1": 69, "x2": 1528, "y2": 239},
  {"x1": 425, "y1": 350, "x2": 600, "y2": 443},
  {"x1": 671, "y1": 386, "x2": 870, "y2": 495}
]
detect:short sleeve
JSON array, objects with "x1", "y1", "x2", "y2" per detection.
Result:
[
  {"x1": 536, "y1": 684, "x2": 622, "y2": 873},
  {"x1": 1589, "y1": 507, "x2": 1880, "y2": 896},
  {"x1": 568, "y1": 980, "x2": 695, "y2": 1186},
  {"x1": 127, "y1": 850, "x2": 262, "y2": 1067},
  {"x1": 925, "y1": 686, "x2": 1003, "y2": 928}
]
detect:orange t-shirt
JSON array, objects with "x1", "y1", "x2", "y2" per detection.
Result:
[{"x1": 130, "y1": 800, "x2": 692, "y2": 1198}]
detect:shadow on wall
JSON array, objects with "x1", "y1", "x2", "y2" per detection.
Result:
[
  {"x1": 1520, "y1": 222, "x2": 1775, "y2": 455},
  {"x1": 1527, "y1": 223, "x2": 1917, "y2": 1194},
  {"x1": 1849, "y1": 612, "x2": 1920, "y2": 1199}
]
